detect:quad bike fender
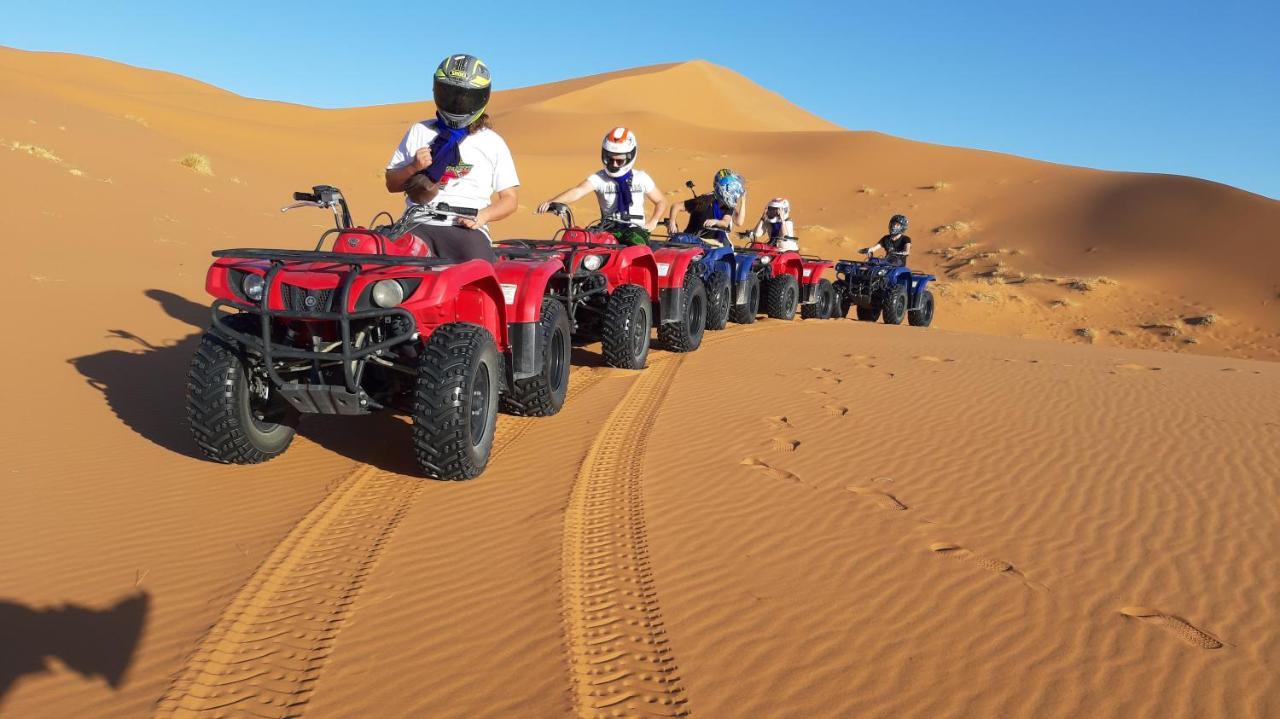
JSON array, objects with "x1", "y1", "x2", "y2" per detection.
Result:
[
  {"x1": 413, "y1": 261, "x2": 509, "y2": 352},
  {"x1": 909, "y1": 273, "x2": 936, "y2": 310},
  {"x1": 606, "y1": 247, "x2": 660, "y2": 300},
  {"x1": 799, "y1": 259, "x2": 834, "y2": 303},
  {"x1": 650, "y1": 246, "x2": 702, "y2": 290},
  {"x1": 495, "y1": 258, "x2": 561, "y2": 324}
]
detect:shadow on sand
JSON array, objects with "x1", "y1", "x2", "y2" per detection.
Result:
[{"x1": 0, "y1": 592, "x2": 150, "y2": 707}]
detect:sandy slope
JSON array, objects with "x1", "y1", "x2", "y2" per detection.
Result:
[{"x1": 1, "y1": 46, "x2": 1278, "y2": 718}]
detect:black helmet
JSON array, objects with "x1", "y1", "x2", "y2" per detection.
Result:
[
  {"x1": 433, "y1": 54, "x2": 491, "y2": 129},
  {"x1": 889, "y1": 214, "x2": 908, "y2": 235}
]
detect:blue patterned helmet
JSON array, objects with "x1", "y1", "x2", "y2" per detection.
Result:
[{"x1": 713, "y1": 169, "x2": 745, "y2": 208}]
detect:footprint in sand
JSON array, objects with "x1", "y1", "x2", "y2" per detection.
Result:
[
  {"x1": 764, "y1": 416, "x2": 794, "y2": 430},
  {"x1": 771, "y1": 437, "x2": 801, "y2": 453},
  {"x1": 929, "y1": 542, "x2": 1047, "y2": 591},
  {"x1": 740, "y1": 457, "x2": 802, "y2": 484},
  {"x1": 1119, "y1": 607, "x2": 1223, "y2": 649},
  {"x1": 1115, "y1": 363, "x2": 1162, "y2": 372},
  {"x1": 824, "y1": 404, "x2": 849, "y2": 417},
  {"x1": 846, "y1": 484, "x2": 908, "y2": 510},
  {"x1": 914, "y1": 355, "x2": 956, "y2": 363}
]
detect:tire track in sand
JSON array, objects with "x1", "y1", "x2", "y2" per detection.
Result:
[
  {"x1": 561, "y1": 353, "x2": 693, "y2": 718},
  {"x1": 155, "y1": 370, "x2": 604, "y2": 719}
]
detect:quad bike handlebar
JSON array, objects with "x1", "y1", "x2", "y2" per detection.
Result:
[{"x1": 281, "y1": 184, "x2": 354, "y2": 230}]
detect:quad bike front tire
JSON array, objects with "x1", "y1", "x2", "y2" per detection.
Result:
[
  {"x1": 658, "y1": 267, "x2": 707, "y2": 352},
  {"x1": 187, "y1": 314, "x2": 297, "y2": 464},
  {"x1": 763, "y1": 273, "x2": 799, "y2": 320},
  {"x1": 728, "y1": 272, "x2": 761, "y2": 325},
  {"x1": 412, "y1": 323, "x2": 501, "y2": 480},
  {"x1": 908, "y1": 289, "x2": 936, "y2": 327},
  {"x1": 855, "y1": 305, "x2": 880, "y2": 322},
  {"x1": 881, "y1": 283, "x2": 909, "y2": 325},
  {"x1": 801, "y1": 278, "x2": 837, "y2": 319},
  {"x1": 601, "y1": 284, "x2": 652, "y2": 370},
  {"x1": 501, "y1": 298, "x2": 571, "y2": 417},
  {"x1": 705, "y1": 269, "x2": 731, "y2": 331}
]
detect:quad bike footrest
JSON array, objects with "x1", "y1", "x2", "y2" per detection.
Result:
[{"x1": 277, "y1": 383, "x2": 376, "y2": 415}]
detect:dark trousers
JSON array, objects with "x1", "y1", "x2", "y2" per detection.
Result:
[{"x1": 409, "y1": 224, "x2": 496, "y2": 262}]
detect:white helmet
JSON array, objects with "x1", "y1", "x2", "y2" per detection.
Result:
[
  {"x1": 767, "y1": 197, "x2": 790, "y2": 221},
  {"x1": 601, "y1": 127, "x2": 638, "y2": 178}
]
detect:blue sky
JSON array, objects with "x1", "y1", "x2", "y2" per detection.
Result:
[{"x1": 3, "y1": 1, "x2": 1277, "y2": 198}]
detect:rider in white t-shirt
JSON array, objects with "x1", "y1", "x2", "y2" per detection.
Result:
[
  {"x1": 536, "y1": 127, "x2": 668, "y2": 233},
  {"x1": 384, "y1": 54, "x2": 519, "y2": 261}
]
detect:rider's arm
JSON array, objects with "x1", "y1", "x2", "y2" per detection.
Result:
[
  {"x1": 468, "y1": 187, "x2": 518, "y2": 228},
  {"x1": 644, "y1": 184, "x2": 669, "y2": 232},
  {"x1": 667, "y1": 201, "x2": 687, "y2": 232},
  {"x1": 749, "y1": 218, "x2": 766, "y2": 239},
  {"x1": 733, "y1": 193, "x2": 749, "y2": 228},
  {"x1": 538, "y1": 177, "x2": 594, "y2": 211},
  {"x1": 385, "y1": 156, "x2": 431, "y2": 193}
]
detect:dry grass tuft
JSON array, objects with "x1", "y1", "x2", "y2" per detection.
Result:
[
  {"x1": 858, "y1": 185, "x2": 878, "y2": 195},
  {"x1": 1183, "y1": 314, "x2": 1218, "y2": 326},
  {"x1": 1049, "y1": 298, "x2": 1076, "y2": 309},
  {"x1": 1075, "y1": 327, "x2": 1096, "y2": 341},
  {"x1": 7, "y1": 140, "x2": 62, "y2": 163},
  {"x1": 179, "y1": 153, "x2": 214, "y2": 176},
  {"x1": 933, "y1": 221, "x2": 974, "y2": 237}
]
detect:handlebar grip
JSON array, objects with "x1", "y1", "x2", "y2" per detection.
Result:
[
  {"x1": 435, "y1": 202, "x2": 478, "y2": 217},
  {"x1": 294, "y1": 192, "x2": 318, "y2": 202},
  {"x1": 546, "y1": 202, "x2": 569, "y2": 215}
]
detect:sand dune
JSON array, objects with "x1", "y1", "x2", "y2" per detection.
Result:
[{"x1": 2, "y1": 46, "x2": 1278, "y2": 718}]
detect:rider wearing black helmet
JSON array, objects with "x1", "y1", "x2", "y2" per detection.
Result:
[
  {"x1": 862, "y1": 214, "x2": 912, "y2": 266},
  {"x1": 384, "y1": 54, "x2": 519, "y2": 262}
]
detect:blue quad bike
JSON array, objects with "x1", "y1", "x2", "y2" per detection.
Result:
[
  {"x1": 651, "y1": 229, "x2": 769, "y2": 329},
  {"x1": 833, "y1": 256, "x2": 937, "y2": 326}
]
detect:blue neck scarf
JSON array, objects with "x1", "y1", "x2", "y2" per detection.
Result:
[
  {"x1": 709, "y1": 198, "x2": 728, "y2": 244},
  {"x1": 612, "y1": 171, "x2": 634, "y2": 219},
  {"x1": 768, "y1": 219, "x2": 783, "y2": 239},
  {"x1": 420, "y1": 113, "x2": 469, "y2": 183}
]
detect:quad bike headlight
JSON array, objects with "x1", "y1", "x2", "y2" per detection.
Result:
[
  {"x1": 371, "y1": 279, "x2": 406, "y2": 308},
  {"x1": 759, "y1": 256, "x2": 772, "y2": 265},
  {"x1": 242, "y1": 273, "x2": 265, "y2": 301},
  {"x1": 581, "y1": 254, "x2": 605, "y2": 271}
]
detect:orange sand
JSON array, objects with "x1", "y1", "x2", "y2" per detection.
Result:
[{"x1": 1, "y1": 47, "x2": 1277, "y2": 718}]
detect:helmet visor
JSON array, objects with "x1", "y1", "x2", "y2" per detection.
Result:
[{"x1": 433, "y1": 79, "x2": 490, "y2": 116}]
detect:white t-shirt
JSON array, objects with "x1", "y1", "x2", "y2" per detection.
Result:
[
  {"x1": 586, "y1": 169, "x2": 655, "y2": 226},
  {"x1": 387, "y1": 121, "x2": 520, "y2": 220}
]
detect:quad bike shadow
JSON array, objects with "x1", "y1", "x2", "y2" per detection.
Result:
[
  {"x1": 67, "y1": 289, "x2": 617, "y2": 475},
  {"x1": 0, "y1": 592, "x2": 149, "y2": 708}
]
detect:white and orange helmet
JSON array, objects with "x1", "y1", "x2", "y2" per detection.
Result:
[{"x1": 601, "y1": 127, "x2": 638, "y2": 178}]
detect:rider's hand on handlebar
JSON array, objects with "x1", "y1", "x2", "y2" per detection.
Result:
[
  {"x1": 703, "y1": 219, "x2": 723, "y2": 230},
  {"x1": 411, "y1": 147, "x2": 433, "y2": 172},
  {"x1": 457, "y1": 208, "x2": 487, "y2": 230},
  {"x1": 535, "y1": 202, "x2": 551, "y2": 214}
]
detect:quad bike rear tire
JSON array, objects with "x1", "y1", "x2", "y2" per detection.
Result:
[
  {"x1": 881, "y1": 283, "x2": 909, "y2": 325},
  {"x1": 763, "y1": 273, "x2": 799, "y2": 321},
  {"x1": 705, "y1": 269, "x2": 731, "y2": 331},
  {"x1": 729, "y1": 272, "x2": 761, "y2": 325},
  {"x1": 658, "y1": 267, "x2": 707, "y2": 352},
  {"x1": 187, "y1": 314, "x2": 297, "y2": 464},
  {"x1": 601, "y1": 284, "x2": 652, "y2": 369},
  {"x1": 501, "y1": 298, "x2": 571, "y2": 416},
  {"x1": 801, "y1": 278, "x2": 837, "y2": 319},
  {"x1": 412, "y1": 323, "x2": 501, "y2": 481},
  {"x1": 908, "y1": 289, "x2": 936, "y2": 327}
]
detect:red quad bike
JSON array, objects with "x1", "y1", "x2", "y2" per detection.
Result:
[
  {"x1": 186, "y1": 185, "x2": 567, "y2": 481},
  {"x1": 491, "y1": 203, "x2": 707, "y2": 369},
  {"x1": 736, "y1": 232, "x2": 838, "y2": 320}
]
